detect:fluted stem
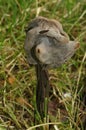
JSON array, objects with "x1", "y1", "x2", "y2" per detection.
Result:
[{"x1": 35, "y1": 64, "x2": 50, "y2": 120}]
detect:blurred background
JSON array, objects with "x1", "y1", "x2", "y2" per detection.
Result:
[{"x1": 0, "y1": 0, "x2": 86, "y2": 130}]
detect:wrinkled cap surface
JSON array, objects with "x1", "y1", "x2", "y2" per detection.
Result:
[{"x1": 24, "y1": 16, "x2": 79, "y2": 68}]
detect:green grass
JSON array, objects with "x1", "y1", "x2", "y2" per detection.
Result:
[{"x1": 0, "y1": 0, "x2": 86, "y2": 130}]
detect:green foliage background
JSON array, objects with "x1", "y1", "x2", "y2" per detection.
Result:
[{"x1": 0, "y1": 0, "x2": 86, "y2": 130}]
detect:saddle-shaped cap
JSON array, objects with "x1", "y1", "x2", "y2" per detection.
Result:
[{"x1": 24, "y1": 16, "x2": 79, "y2": 67}]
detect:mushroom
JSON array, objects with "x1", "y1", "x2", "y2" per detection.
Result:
[{"x1": 24, "y1": 16, "x2": 79, "y2": 119}]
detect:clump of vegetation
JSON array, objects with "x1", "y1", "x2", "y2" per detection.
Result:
[{"x1": 0, "y1": 0, "x2": 86, "y2": 130}]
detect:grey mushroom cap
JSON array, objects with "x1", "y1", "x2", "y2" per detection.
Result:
[{"x1": 24, "y1": 16, "x2": 79, "y2": 68}]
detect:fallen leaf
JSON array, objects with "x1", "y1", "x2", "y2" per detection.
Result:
[
  {"x1": 16, "y1": 97, "x2": 34, "y2": 110},
  {"x1": 8, "y1": 76, "x2": 16, "y2": 85}
]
